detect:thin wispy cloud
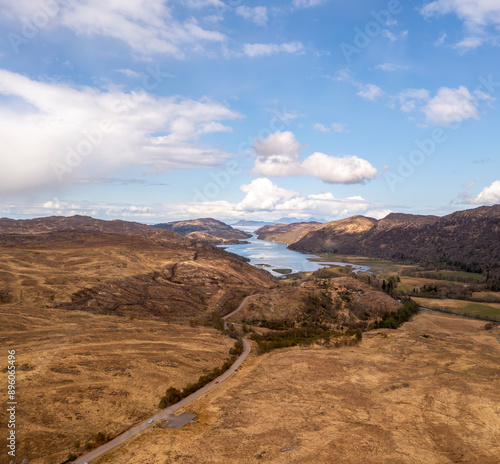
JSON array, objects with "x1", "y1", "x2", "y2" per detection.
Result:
[
  {"x1": 235, "y1": 6, "x2": 268, "y2": 26},
  {"x1": 292, "y1": 0, "x2": 329, "y2": 9},
  {"x1": 313, "y1": 122, "x2": 349, "y2": 133},
  {"x1": 333, "y1": 70, "x2": 385, "y2": 101},
  {"x1": 2, "y1": 0, "x2": 226, "y2": 58},
  {"x1": 375, "y1": 63, "x2": 408, "y2": 72},
  {"x1": 243, "y1": 41, "x2": 304, "y2": 57},
  {"x1": 421, "y1": 0, "x2": 500, "y2": 50}
]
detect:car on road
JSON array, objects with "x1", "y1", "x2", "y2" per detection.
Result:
[
  {"x1": 148, "y1": 419, "x2": 154, "y2": 424},
  {"x1": 215, "y1": 381, "x2": 219, "y2": 384}
]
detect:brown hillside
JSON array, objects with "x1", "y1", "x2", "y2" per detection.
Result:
[
  {"x1": 0, "y1": 214, "x2": 178, "y2": 239},
  {"x1": 283, "y1": 206, "x2": 500, "y2": 274},
  {"x1": 230, "y1": 275, "x2": 401, "y2": 331},
  {"x1": 92, "y1": 312, "x2": 500, "y2": 464},
  {"x1": 0, "y1": 306, "x2": 234, "y2": 464},
  {"x1": 154, "y1": 218, "x2": 251, "y2": 244},
  {"x1": 0, "y1": 216, "x2": 274, "y2": 319},
  {"x1": 255, "y1": 222, "x2": 322, "y2": 246},
  {"x1": 289, "y1": 216, "x2": 377, "y2": 255}
]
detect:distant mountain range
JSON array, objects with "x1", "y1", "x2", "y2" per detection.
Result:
[
  {"x1": 256, "y1": 206, "x2": 500, "y2": 275},
  {"x1": 231, "y1": 220, "x2": 274, "y2": 227},
  {"x1": 0, "y1": 214, "x2": 181, "y2": 239},
  {"x1": 232, "y1": 217, "x2": 325, "y2": 227},
  {"x1": 276, "y1": 217, "x2": 326, "y2": 224}
]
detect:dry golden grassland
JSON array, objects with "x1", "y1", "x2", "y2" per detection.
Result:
[
  {"x1": 93, "y1": 312, "x2": 500, "y2": 464},
  {"x1": 0, "y1": 305, "x2": 233, "y2": 464},
  {"x1": 0, "y1": 233, "x2": 194, "y2": 306}
]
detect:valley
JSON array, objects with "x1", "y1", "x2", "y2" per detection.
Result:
[
  {"x1": 91, "y1": 311, "x2": 500, "y2": 464},
  {"x1": 0, "y1": 213, "x2": 499, "y2": 464},
  {"x1": 0, "y1": 306, "x2": 234, "y2": 464},
  {"x1": 4, "y1": 4, "x2": 500, "y2": 464},
  {"x1": 256, "y1": 205, "x2": 500, "y2": 280}
]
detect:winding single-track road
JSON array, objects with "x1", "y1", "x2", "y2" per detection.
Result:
[{"x1": 74, "y1": 294, "x2": 259, "y2": 464}]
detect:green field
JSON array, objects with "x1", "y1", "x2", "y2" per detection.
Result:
[
  {"x1": 410, "y1": 270, "x2": 486, "y2": 282},
  {"x1": 414, "y1": 297, "x2": 500, "y2": 320},
  {"x1": 312, "y1": 254, "x2": 418, "y2": 275},
  {"x1": 313, "y1": 255, "x2": 488, "y2": 284}
]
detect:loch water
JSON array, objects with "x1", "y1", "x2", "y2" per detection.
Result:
[{"x1": 219, "y1": 234, "x2": 370, "y2": 277}]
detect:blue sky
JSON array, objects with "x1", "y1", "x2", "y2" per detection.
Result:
[{"x1": 0, "y1": 0, "x2": 499, "y2": 223}]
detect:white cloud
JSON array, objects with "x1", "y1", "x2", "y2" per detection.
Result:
[
  {"x1": 237, "y1": 178, "x2": 298, "y2": 212},
  {"x1": 424, "y1": 86, "x2": 493, "y2": 125},
  {"x1": 366, "y1": 209, "x2": 393, "y2": 220},
  {"x1": 382, "y1": 29, "x2": 408, "y2": 42},
  {"x1": 333, "y1": 69, "x2": 352, "y2": 83},
  {"x1": 455, "y1": 35, "x2": 485, "y2": 50},
  {"x1": 252, "y1": 131, "x2": 377, "y2": 184},
  {"x1": 382, "y1": 30, "x2": 397, "y2": 42},
  {"x1": 8, "y1": 198, "x2": 155, "y2": 219},
  {"x1": 235, "y1": 178, "x2": 373, "y2": 220},
  {"x1": 301, "y1": 153, "x2": 378, "y2": 184},
  {"x1": 335, "y1": 70, "x2": 493, "y2": 126},
  {"x1": 467, "y1": 180, "x2": 500, "y2": 205},
  {"x1": 116, "y1": 69, "x2": 143, "y2": 78},
  {"x1": 2, "y1": 177, "x2": 388, "y2": 222},
  {"x1": 0, "y1": 69, "x2": 241, "y2": 197},
  {"x1": 4, "y1": 184, "x2": 365, "y2": 222},
  {"x1": 357, "y1": 84, "x2": 385, "y2": 101},
  {"x1": 1, "y1": 0, "x2": 226, "y2": 58},
  {"x1": 313, "y1": 122, "x2": 348, "y2": 133},
  {"x1": 252, "y1": 131, "x2": 302, "y2": 176},
  {"x1": 235, "y1": 6, "x2": 268, "y2": 26},
  {"x1": 392, "y1": 86, "x2": 493, "y2": 126},
  {"x1": 243, "y1": 41, "x2": 304, "y2": 57},
  {"x1": 264, "y1": 107, "x2": 302, "y2": 122},
  {"x1": 334, "y1": 71, "x2": 385, "y2": 102},
  {"x1": 184, "y1": 0, "x2": 225, "y2": 8},
  {"x1": 292, "y1": 0, "x2": 328, "y2": 8},
  {"x1": 434, "y1": 33, "x2": 447, "y2": 46},
  {"x1": 395, "y1": 88, "x2": 431, "y2": 113},
  {"x1": 375, "y1": 63, "x2": 407, "y2": 72},
  {"x1": 421, "y1": 0, "x2": 500, "y2": 50}
]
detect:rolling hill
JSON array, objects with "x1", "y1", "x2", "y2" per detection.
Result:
[
  {"x1": 257, "y1": 206, "x2": 500, "y2": 275},
  {"x1": 0, "y1": 215, "x2": 274, "y2": 319},
  {"x1": 154, "y1": 218, "x2": 251, "y2": 244},
  {"x1": 255, "y1": 221, "x2": 323, "y2": 246}
]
